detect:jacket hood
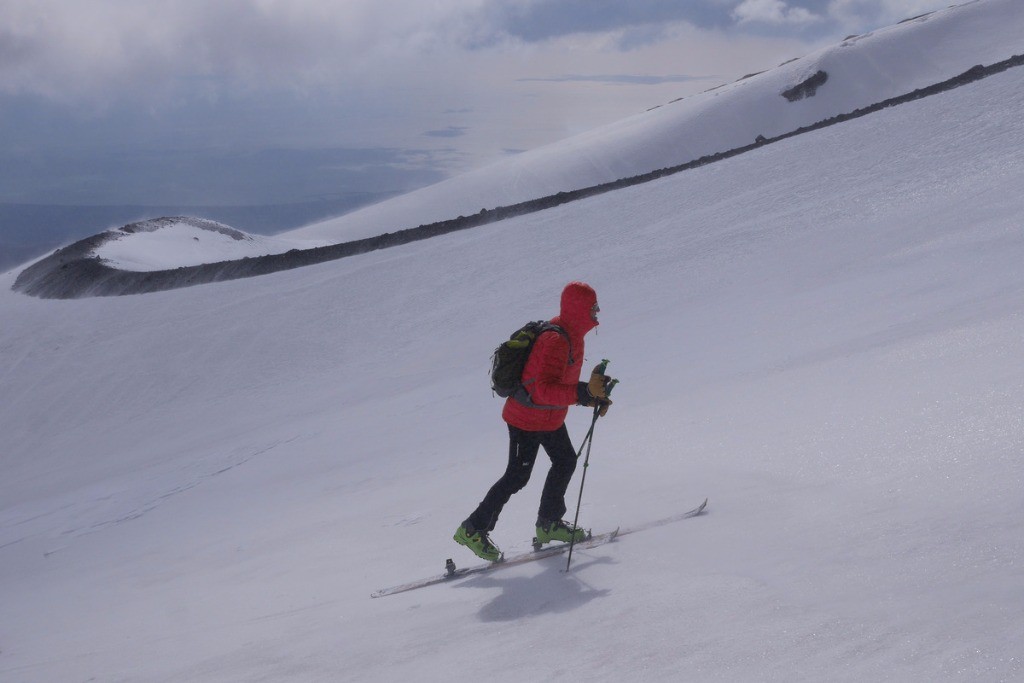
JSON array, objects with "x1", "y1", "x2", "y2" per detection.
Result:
[{"x1": 558, "y1": 281, "x2": 598, "y2": 336}]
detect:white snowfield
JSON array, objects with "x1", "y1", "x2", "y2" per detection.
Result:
[
  {"x1": 92, "y1": 217, "x2": 322, "y2": 272},
  {"x1": 3, "y1": 1, "x2": 1024, "y2": 681}
]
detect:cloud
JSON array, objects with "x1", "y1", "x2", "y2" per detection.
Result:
[
  {"x1": 733, "y1": 0, "x2": 823, "y2": 25},
  {"x1": 0, "y1": 0, "x2": 478, "y2": 102}
]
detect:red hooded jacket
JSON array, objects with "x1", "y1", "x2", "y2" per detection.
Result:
[{"x1": 502, "y1": 282, "x2": 599, "y2": 432}]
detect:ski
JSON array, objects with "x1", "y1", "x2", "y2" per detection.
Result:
[
  {"x1": 370, "y1": 498, "x2": 708, "y2": 598},
  {"x1": 618, "y1": 497, "x2": 707, "y2": 537},
  {"x1": 371, "y1": 528, "x2": 619, "y2": 598}
]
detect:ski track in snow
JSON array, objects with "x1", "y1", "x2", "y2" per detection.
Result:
[{"x1": 0, "y1": 437, "x2": 303, "y2": 553}]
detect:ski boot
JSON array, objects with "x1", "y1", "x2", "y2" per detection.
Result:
[
  {"x1": 534, "y1": 518, "x2": 589, "y2": 548},
  {"x1": 453, "y1": 521, "x2": 502, "y2": 562}
]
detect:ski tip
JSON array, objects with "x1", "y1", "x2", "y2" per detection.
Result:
[{"x1": 681, "y1": 498, "x2": 709, "y2": 519}]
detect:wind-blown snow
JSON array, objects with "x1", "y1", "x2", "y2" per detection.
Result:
[{"x1": 2, "y1": 1, "x2": 1024, "y2": 681}]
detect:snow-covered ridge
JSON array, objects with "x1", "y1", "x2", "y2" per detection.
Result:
[
  {"x1": 285, "y1": 0, "x2": 1024, "y2": 244},
  {"x1": 93, "y1": 217, "x2": 319, "y2": 272}
]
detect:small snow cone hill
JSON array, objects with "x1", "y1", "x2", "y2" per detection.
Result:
[
  {"x1": 12, "y1": 216, "x2": 323, "y2": 298},
  {"x1": 2, "y1": 1, "x2": 1024, "y2": 681},
  {"x1": 94, "y1": 217, "x2": 309, "y2": 272}
]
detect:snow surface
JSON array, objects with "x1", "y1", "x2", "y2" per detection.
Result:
[
  {"x1": 93, "y1": 218, "x2": 319, "y2": 272},
  {"x1": 89, "y1": 217, "x2": 323, "y2": 272},
  {"x1": 3, "y1": 1, "x2": 1024, "y2": 681}
]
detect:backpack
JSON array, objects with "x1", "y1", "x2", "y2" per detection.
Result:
[{"x1": 490, "y1": 321, "x2": 570, "y2": 398}]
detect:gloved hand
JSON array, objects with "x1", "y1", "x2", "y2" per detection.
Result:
[
  {"x1": 581, "y1": 395, "x2": 612, "y2": 417},
  {"x1": 588, "y1": 365, "x2": 610, "y2": 399}
]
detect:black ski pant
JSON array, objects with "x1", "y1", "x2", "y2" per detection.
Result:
[{"x1": 467, "y1": 423, "x2": 578, "y2": 532}]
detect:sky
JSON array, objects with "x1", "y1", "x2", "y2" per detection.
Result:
[{"x1": 0, "y1": 0, "x2": 955, "y2": 209}]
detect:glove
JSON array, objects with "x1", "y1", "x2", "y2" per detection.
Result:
[
  {"x1": 588, "y1": 365, "x2": 609, "y2": 399},
  {"x1": 581, "y1": 394, "x2": 612, "y2": 417}
]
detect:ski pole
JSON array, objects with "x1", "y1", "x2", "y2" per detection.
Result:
[
  {"x1": 566, "y1": 361, "x2": 617, "y2": 572},
  {"x1": 568, "y1": 360, "x2": 614, "y2": 460}
]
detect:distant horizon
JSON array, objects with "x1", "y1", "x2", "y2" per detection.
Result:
[{"x1": 0, "y1": 194, "x2": 394, "y2": 272}]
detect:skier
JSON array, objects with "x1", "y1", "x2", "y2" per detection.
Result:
[{"x1": 454, "y1": 281, "x2": 612, "y2": 562}]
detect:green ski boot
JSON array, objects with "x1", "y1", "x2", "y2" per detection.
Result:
[
  {"x1": 534, "y1": 518, "x2": 588, "y2": 546},
  {"x1": 453, "y1": 521, "x2": 502, "y2": 562}
]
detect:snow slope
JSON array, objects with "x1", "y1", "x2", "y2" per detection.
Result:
[
  {"x1": 285, "y1": 0, "x2": 1024, "y2": 244},
  {"x1": 3, "y1": 3, "x2": 1024, "y2": 682}
]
